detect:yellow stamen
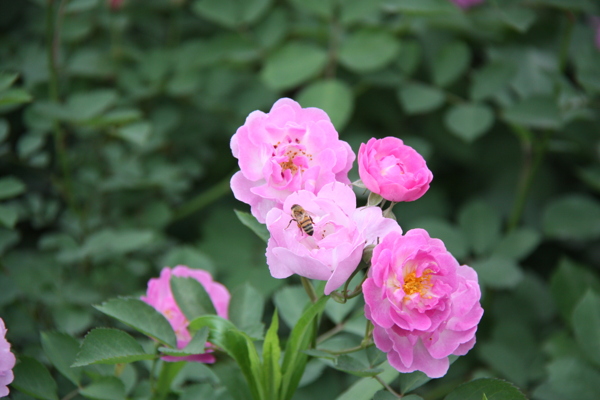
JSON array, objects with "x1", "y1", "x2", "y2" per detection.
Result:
[{"x1": 403, "y1": 269, "x2": 433, "y2": 300}]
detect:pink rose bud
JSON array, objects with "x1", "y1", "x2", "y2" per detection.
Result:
[
  {"x1": 231, "y1": 98, "x2": 355, "y2": 223},
  {"x1": 358, "y1": 137, "x2": 433, "y2": 203},
  {"x1": 0, "y1": 318, "x2": 15, "y2": 397},
  {"x1": 363, "y1": 229, "x2": 483, "y2": 378},
  {"x1": 141, "y1": 266, "x2": 230, "y2": 363},
  {"x1": 451, "y1": 0, "x2": 484, "y2": 9},
  {"x1": 266, "y1": 182, "x2": 402, "y2": 295}
]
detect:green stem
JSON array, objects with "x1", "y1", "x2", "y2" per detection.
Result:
[
  {"x1": 375, "y1": 375, "x2": 402, "y2": 398},
  {"x1": 558, "y1": 11, "x2": 575, "y2": 73},
  {"x1": 301, "y1": 276, "x2": 318, "y2": 304},
  {"x1": 171, "y1": 171, "x2": 235, "y2": 221},
  {"x1": 46, "y1": 0, "x2": 79, "y2": 218},
  {"x1": 152, "y1": 361, "x2": 186, "y2": 400},
  {"x1": 507, "y1": 129, "x2": 551, "y2": 232}
]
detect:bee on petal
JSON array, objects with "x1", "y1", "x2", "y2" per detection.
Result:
[{"x1": 287, "y1": 204, "x2": 314, "y2": 236}]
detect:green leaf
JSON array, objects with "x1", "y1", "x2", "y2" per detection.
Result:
[
  {"x1": 66, "y1": 90, "x2": 118, "y2": 122},
  {"x1": 296, "y1": 79, "x2": 354, "y2": 130},
  {"x1": 280, "y1": 296, "x2": 329, "y2": 400},
  {"x1": 0, "y1": 204, "x2": 18, "y2": 228},
  {"x1": 532, "y1": 357, "x2": 600, "y2": 400},
  {"x1": 159, "y1": 327, "x2": 209, "y2": 356},
  {"x1": 0, "y1": 176, "x2": 26, "y2": 200},
  {"x1": 12, "y1": 356, "x2": 59, "y2": 400},
  {"x1": 572, "y1": 290, "x2": 600, "y2": 368},
  {"x1": 0, "y1": 88, "x2": 32, "y2": 106},
  {"x1": 444, "y1": 103, "x2": 494, "y2": 142},
  {"x1": 543, "y1": 194, "x2": 600, "y2": 241},
  {"x1": 0, "y1": 119, "x2": 8, "y2": 142},
  {"x1": 398, "y1": 82, "x2": 445, "y2": 114},
  {"x1": 398, "y1": 370, "x2": 430, "y2": 394},
  {"x1": 432, "y1": 41, "x2": 471, "y2": 87},
  {"x1": 288, "y1": 0, "x2": 334, "y2": 18},
  {"x1": 262, "y1": 311, "x2": 282, "y2": 400},
  {"x1": 229, "y1": 283, "x2": 265, "y2": 338},
  {"x1": 79, "y1": 376, "x2": 126, "y2": 400},
  {"x1": 273, "y1": 285, "x2": 310, "y2": 329},
  {"x1": 171, "y1": 276, "x2": 217, "y2": 321},
  {"x1": 470, "y1": 62, "x2": 516, "y2": 101},
  {"x1": 333, "y1": 355, "x2": 383, "y2": 377},
  {"x1": 503, "y1": 96, "x2": 562, "y2": 130},
  {"x1": 189, "y1": 315, "x2": 264, "y2": 400},
  {"x1": 397, "y1": 39, "x2": 422, "y2": 76},
  {"x1": 192, "y1": 0, "x2": 271, "y2": 28},
  {"x1": 471, "y1": 256, "x2": 524, "y2": 289},
  {"x1": 492, "y1": 228, "x2": 541, "y2": 261},
  {"x1": 335, "y1": 362, "x2": 399, "y2": 400},
  {"x1": 340, "y1": 0, "x2": 382, "y2": 25},
  {"x1": 94, "y1": 298, "x2": 177, "y2": 348},
  {"x1": 383, "y1": 0, "x2": 456, "y2": 14},
  {"x1": 114, "y1": 122, "x2": 152, "y2": 146},
  {"x1": 65, "y1": 0, "x2": 100, "y2": 13},
  {"x1": 550, "y1": 258, "x2": 600, "y2": 323},
  {"x1": 458, "y1": 200, "x2": 501, "y2": 256},
  {"x1": 444, "y1": 378, "x2": 527, "y2": 400},
  {"x1": 41, "y1": 332, "x2": 82, "y2": 386},
  {"x1": 497, "y1": 6, "x2": 537, "y2": 32},
  {"x1": 72, "y1": 328, "x2": 154, "y2": 367},
  {"x1": 261, "y1": 42, "x2": 328, "y2": 90},
  {"x1": 0, "y1": 72, "x2": 19, "y2": 90},
  {"x1": 234, "y1": 210, "x2": 269, "y2": 243},
  {"x1": 339, "y1": 29, "x2": 400, "y2": 73}
]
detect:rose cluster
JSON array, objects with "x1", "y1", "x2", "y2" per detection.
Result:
[{"x1": 229, "y1": 98, "x2": 483, "y2": 378}]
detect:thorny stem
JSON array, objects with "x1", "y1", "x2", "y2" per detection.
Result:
[{"x1": 507, "y1": 128, "x2": 551, "y2": 232}]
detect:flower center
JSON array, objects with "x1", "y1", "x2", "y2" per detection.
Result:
[
  {"x1": 274, "y1": 140, "x2": 313, "y2": 175},
  {"x1": 403, "y1": 269, "x2": 433, "y2": 299}
]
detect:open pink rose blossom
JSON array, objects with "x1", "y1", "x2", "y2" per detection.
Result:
[
  {"x1": 0, "y1": 318, "x2": 15, "y2": 397},
  {"x1": 231, "y1": 98, "x2": 355, "y2": 223},
  {"x1": 363, "y1": 229, "x2": 483, "y2": 378},
  {"x1": 266, "y1": 182, "x2": 402, "y2": 295},
  {"x1": 141, "y1": 266, "x2": 230, "y2": 363},
  {"x1": 358, "y1": 137, "x2": 433, "y2": 203}
]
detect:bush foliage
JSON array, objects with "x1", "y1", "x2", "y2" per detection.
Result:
[{"x1": 1, "y1": 0, "x2": 600, "y2": 399}]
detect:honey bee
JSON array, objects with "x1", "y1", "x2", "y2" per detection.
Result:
[{"x1": 287, "y1": 204, "x2": 314, "y2": 236}]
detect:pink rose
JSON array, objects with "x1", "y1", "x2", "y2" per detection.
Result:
[
  {"x1": 451, "y1": 0, "x2": 484, "y2": 9},
  {"x1": 265, "y1": 182, "x2": 402, "y2": 295},
  {"x1": 358, "y1": 137, "x2": 433, "y2": 203},
  {"x1": 363, "y1": 229, "x2": 483, "y2": 378},
  {"x1": 141, "y1": 266, "x2": 230, "y2": 363},
  {"x1": 0, "y1": 318, "x2": 15, "y2": 397},
  {"x1": 231, "y1": 98, "x2": 355, "y2": 223}
]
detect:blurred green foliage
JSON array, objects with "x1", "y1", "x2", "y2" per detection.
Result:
[{"x1": 1, "y1": 0, "x2": 600, "y2": 398}]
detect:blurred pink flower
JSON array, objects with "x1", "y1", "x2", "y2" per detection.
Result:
[
  {"x1": 141, "y1": 266, "x2": 230, "y2": 363},
  {"x1": 109, "y1": 0, "x2": 124, "y2": 10},
  {"x1": 265, "y1": 182, "x2": 402, "y2": 295},
  {"x1": 231, "y1": 98, "x2": 355, "y2": 223},
  {"x1": 358, "y1": 137, "x2": 433, "y2": 203},
  {"x1": 363, "y1": 229, "x2": 483, "y2": 378},
  {"x1": 0, "y1": 318, "x2": 15, "y2": 397},
  {"x1": 592, "y1": 17, "x2": 600, "y2": 50},
  {"x1": 451, "y1": 0, "x2": 484, "y2": 9}
]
